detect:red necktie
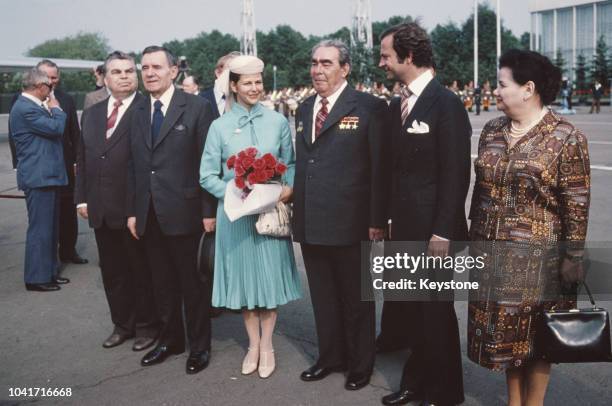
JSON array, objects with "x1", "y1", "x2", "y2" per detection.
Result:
[
  {"x1": 106, "y1": 100, "x2": 123, "y2": 135},
  {"x1": 315, "y1": 97, "x2": 329, "y2": 140}
]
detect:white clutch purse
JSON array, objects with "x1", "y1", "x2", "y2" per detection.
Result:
[{"x1": 256, "y1": 202, "x2": 292, "y2": 237}]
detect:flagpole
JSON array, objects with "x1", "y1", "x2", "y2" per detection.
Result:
[{"x1": 474, "y1": 0, "x2": 478, "y2": 87}]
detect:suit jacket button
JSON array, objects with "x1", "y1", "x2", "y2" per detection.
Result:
[
  {"x1": 308, "y1": 159, "x2": 315, "y2": 164},
  {"x1": 101, "y1": 155, "x2": 105, "y2": 159},
  {"x1": 151, "y1": 170, "x2": 155, "y2": 174}
]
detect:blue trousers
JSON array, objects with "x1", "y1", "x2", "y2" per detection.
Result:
[{"x1": 24, "y1": 187, "x2": 60, "y2": 284}]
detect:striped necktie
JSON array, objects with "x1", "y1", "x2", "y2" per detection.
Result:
[
  {"x1": 315, "y1": 97, "x2": 329, "y2": 140},
  {"x1": 400, "y1": 86, "x2": 413, "y2": 126}
]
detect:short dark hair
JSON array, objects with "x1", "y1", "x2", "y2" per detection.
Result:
[
  {"x1": 141, "y1": 45, "x2": 177, "y2": 67},
  {"x1": 380, "y1": 22, "x2": 434, "y2": 68},
  {"x1": 499, "y1": 49, "x2": 561, "y2": 105},
  {"x1": 103, "y1": 51, "x2": 135, "y2": 74},
  {"x1": 36, "y1": 59, "x2": 59, "y2": 71},
  {"x1": 95, "y1": 64, "x2": 105, "y2": 75}
]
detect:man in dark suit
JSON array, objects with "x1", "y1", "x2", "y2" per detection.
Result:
[
  {"x1": 36, "y1": 59, "x2": 88, "y2": 265},
  {"x1": 76, "y1": 51, "x2": 159, "y2": 351},
  {"x1": 378, "y1": 23, "x2": 471, "y2": 406},
  {"x1": 10, "y1": 68, "x2": 71, "y2": 292},
  {"x1": 199, "y1": 51, "x2": 240, "y2": 118},
  {"x1": 126, "y1": 45, "x2": 216, "y2": 374},
  {"x1": 293, "y1": 39, "x2": 390, "y2": 391}
]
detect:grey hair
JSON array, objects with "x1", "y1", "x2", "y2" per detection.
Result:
[
  {"x1": 104, "y1": 51, "x2": 136, "y2": 74},
  {"x1": 36, "y1": 59, "x2": 59, "y2": 70},
  {"x1": 311, "y1": 39, "x2": 351, "y2": 67},
  {"x1": 22, "y1": 68, "x2": 49, "y2": 90}
]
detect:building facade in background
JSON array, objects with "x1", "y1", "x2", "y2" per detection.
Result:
[{"x1": 530, "y1": 0, "x2": 612, "y2": 78}]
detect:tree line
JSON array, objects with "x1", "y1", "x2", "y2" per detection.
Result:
[{"x1": 3, "y1": 4, "x2": 539, "y2": 94}]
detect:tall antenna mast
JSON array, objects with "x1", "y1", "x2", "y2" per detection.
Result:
[{"x1": 241, "y1": 0, "x2": 257, "y2": 56}]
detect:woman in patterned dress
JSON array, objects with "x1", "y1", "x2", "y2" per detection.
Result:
[
  {"x1": 200, "y1": 55, "x2": 301, "y2": 379},
  {"x1": 468, "y1": 49, "x2": 590, "y2": 405}
]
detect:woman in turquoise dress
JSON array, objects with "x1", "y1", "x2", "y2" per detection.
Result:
[{"x1": 199, "y1": 55, "x2": 301, "y2": 379}]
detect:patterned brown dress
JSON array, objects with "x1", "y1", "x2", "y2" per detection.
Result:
[{"x1": 467, "y1": 110, "x2": 590, "y2": 370}]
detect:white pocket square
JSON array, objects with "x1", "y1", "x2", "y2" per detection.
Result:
[{"x1": 406, "y1": 120, "x2": 430, "y2": 134}]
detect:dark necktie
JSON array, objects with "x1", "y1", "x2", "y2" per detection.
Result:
[
  {"x1": 400, "y1": 86, "x2": 413, "y2": 126},
  {"x1": 106, "y1": 100, "x2": 123, "y2": 137},
  {"x1": 151, "y1": 100, "x2": 164, "y2": 144},
  {"x1": 315, "y1": 97, "x2": 329, "y2": 140}
]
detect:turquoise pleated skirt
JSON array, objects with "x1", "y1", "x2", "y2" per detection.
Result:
[{"x1": 212, "y1": 203, "x2": 302, "y2": 310}]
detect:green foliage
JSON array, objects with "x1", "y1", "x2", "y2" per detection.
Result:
[
  {"x1": 28, "y1": 32, "x2": 110, "y2": 60},
  {"x1": 164, "y1": 30, "x2": 240, "y2": 88},
  {"x1": 575, "y1": 53, "x2": 588, "y2": 91},
  {"x1": 554, "y1": 48, "x2": 566, "y2": 76},
  {"x1": 591, "y1": 35, "x2": 610, "y2": 87},
  {"x1": 520, "y1": 32, "x2": 530, "y2": 50},
  {"x1": 23, "y1": 32, "x2": 111, "y2": 92}
]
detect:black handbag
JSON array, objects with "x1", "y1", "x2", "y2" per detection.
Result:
[
  {"x1": 537, "y1": 282, "x2": 612, "y2": 363},
  {"x1": 197, "y1": 231, "x2": 215, "y2": 284}
]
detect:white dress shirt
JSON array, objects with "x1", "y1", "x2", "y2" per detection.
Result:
[
  {"x1": 214, "y1": 86, "x2": 226, "y2": 115},
  {"x1": 150, "y1": 85, "x2": 175, "y2": 120},
  {"x1": 404, "y1": 69, "x2": 434, "y2": 116},
  {"x1": 77, "y1": 91, "x2": 137, "y2": 209},
  {"x1": 106, "y1": 91, "x2": 136, "y2": 138},
  {"x1": 21, "y1": 92, "x2": 45, "y2": 107},
  {"x1": 311, "y1": 80, "x2": 348, "y2": 143}
]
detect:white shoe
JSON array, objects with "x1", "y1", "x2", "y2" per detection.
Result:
[
  {"x1": 241, "y1": 347, "x2": 259, "y2": 375},
  {"x1": 258, "y1": 349, "x2": 275, "y2": 379}
]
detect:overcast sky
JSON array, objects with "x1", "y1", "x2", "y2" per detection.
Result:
[{"x1": 1, "y1": 0, "x2": 531, "y2": 57}]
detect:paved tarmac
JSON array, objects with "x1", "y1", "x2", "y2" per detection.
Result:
[{"x1": 0, "y1": 107, "x2": 611, "y2": 405}]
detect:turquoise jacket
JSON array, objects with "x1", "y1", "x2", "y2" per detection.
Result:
[{"x1": 200, "y1": 102, "x2": 295, "y2": 200}]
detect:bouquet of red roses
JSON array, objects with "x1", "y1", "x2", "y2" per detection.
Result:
[
  {"x1": 227, "y1": 147, "x2": 287, "y2": 191},
  {"x1": 223, "y1": 147, "x2": 288, "y2": 222}
]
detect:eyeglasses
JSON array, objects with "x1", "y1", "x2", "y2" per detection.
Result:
[{"x1": 39, "y1": 83, "x2": 52, "y2": 89}]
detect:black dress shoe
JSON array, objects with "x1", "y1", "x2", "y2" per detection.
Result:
[
  {"x1": 53, "y1": 276, "x2": 70, "y2": 284},
  {"x1": 133, "y1": 337, "x2": 156, "y2": 352},
  {"x1": 61, "y1": 254, "x2": 88, "y2": 264},
  {"x1": 141, "y1": 345, "x2": 184, "y2": 367},
  {"x1": 382, "y1": 389, "x2": 423, "y2": 405},
  {"x1": 300, "y1": 364, "x2": 345, "y2": 382},
  {"x1": 102, "y1": 332, "x2": 132, "y2": 348},
  {"x1": 186, "y1": 350, "x2": 210, "y2": 374},
  {"x1": 345, "y1": 372, "x2": 370, "y2": 390},
  {"x1": 25, "y1": 283, "x2": 60, "y2": 292}
]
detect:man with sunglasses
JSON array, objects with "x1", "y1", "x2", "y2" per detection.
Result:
[{"x1": 9, "y1": 68, "x2": 70, "y2": 292}]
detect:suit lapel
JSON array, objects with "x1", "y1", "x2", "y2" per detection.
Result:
[
  {"x1": 403, "y1": 79, "x2": 441, "y2": 131},
  {"x1": 154, "y1": 90, "x2": 185, "y2": 149},
  {"x1": 139, "y1": 96, "x2": 152, "y2": 150},
  {"x1": 299, "y1": 96, "x2": 315, "y2": 148},
  {"x1": 102, "y1": 93, "x2": 141, "y2": 153},
  {"x1": 86, "y1": 100, "x2": 108, "y2": 153},
  {"x1": 316, "y1": 86, "x2": 357, "y2": 139}
]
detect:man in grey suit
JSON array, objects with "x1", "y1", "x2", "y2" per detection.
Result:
[
  {"x1": 293, "y1": 39, "x2": 390, "y2": 391},
  {"x1": 9, "y1": 68, "x2": 70, "y2": 292},
  {"x1": 126, "y1": 46, "x2": 216, "y2": 374}
]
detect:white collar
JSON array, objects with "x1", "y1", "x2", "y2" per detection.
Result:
[
  {"x1": 151, "y1": 85, "x2": 175, "y2": 108},
  {"x1": 21, "y1": 92, "x2": 45, "y2": 106},
  {"x1": 407, "y1": 69, "x2": 434, "y2": 97},
  {"x1": 315, "y1": 80, "x2": 348, "y2": 108},
  {"x1": 109, "y1": 91, "x2": 136, "y2": 109}
]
